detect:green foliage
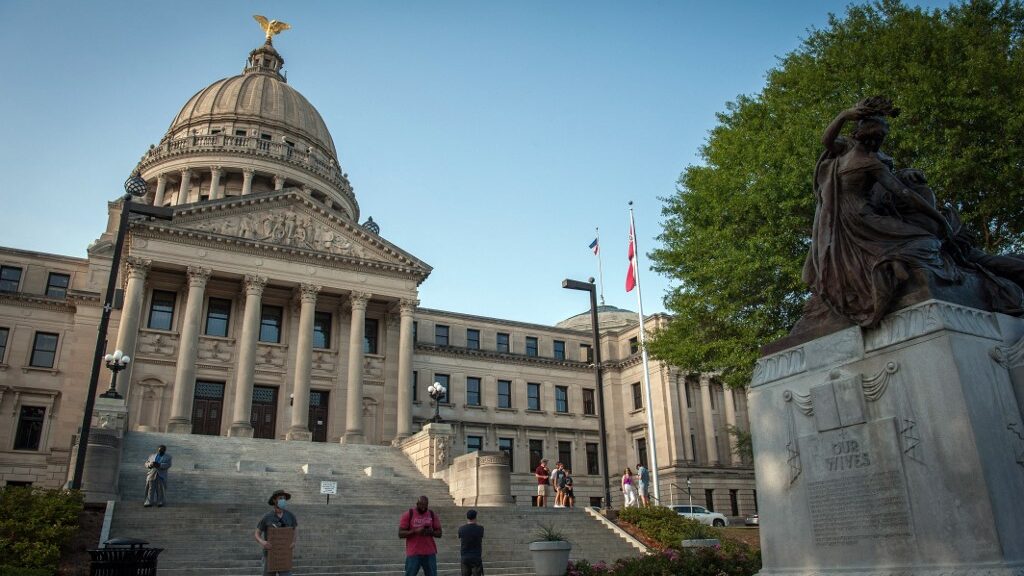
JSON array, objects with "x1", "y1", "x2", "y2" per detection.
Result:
[
  {"x1": 617, "y1": 506, "x2": 718, "y2": 546},
  {"x1": 0, "y1": 487, "x2": 83, "y2": 571},
  {"x1": 726, "y1": 425, "x2": 754, "y2": 463},
  {"x1": 568, "y1": 547, "x2": 761, "y2": 576},
  {"x1": 0, "y1": 566, "x2": 54, "y2": 576},
  {"x1": 532, "y1": 522, "x2": 569, "y2": 542},
  {"x1": 649, "y1": 0, "x2": 1024, "y2": 387}
]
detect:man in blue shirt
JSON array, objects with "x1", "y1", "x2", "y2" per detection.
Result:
[
  {"x1": 636, "y1": 463, "x2": 650, "y2": 507},
  {"x1": 457, "y1": 509, "x2": 484, "y2": 576}
]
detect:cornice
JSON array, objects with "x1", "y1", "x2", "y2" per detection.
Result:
[
  {"x1": 0, "y1": 292, "x2": 76, "y2": 313},
  {"x1": 414, "y1": 343, "x2": 592, "y2": 371}
]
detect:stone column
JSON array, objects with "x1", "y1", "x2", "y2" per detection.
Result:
[
  {"x1": 176, "y1": 169, "x2": 192, "y2": 206},
  {"x1": 395, "y1": 298, "x2": 418, "y2": 439},
  {"x1": 722, "y1": 386, "x2": 742, "y2": 465},
  {"x1": 112, "y1": 257, "x2": 151, "y2": 397},
  {"x1": 273, "y1": 175, "x2": 286, "y2": 191},
  {"x1": 287, "y1": 283, "x2": 320, "y2": 441},
  {"x1": 153, "y1": 174, "x2": 168, "y2": 206},
  {"x1": 241, "y1": 168, "x2": 255, "y2": 196},
  {"x1": 209, "y1": 166, "x2": 223, "y2": 200},
  {"x1": 166, "y1": 266, "x2": 212, "y2": 433},
  {"x1": 228, "y1": 275, "x2": 267, "y2": 437},
  {"x1": 342, "y1": 291, "x2": 371, "y2": 444},
  {"x1": 699, "y1": 375, "x2": 719, "y2": 465}
]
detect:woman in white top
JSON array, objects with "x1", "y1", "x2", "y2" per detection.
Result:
[{"x1": 621, "y1": 467, "x2": 638, "y2": 508}]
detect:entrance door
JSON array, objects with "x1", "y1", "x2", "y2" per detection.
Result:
[
  {"x1": 191, "y1": 381, "x2": 224, "y2": 436},
  {"x1": 250, "y1": 386, "x2": 278, "y2": 439},
  {"x1": 308, "y1": 390, "x2": 329, "y2": 442}
]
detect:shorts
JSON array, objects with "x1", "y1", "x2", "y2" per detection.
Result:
[
  {"x1": 637, "y1": 481, "x2": 648, "y2": 496},
  {"x1": 461, "y1": 558, "x2": 484, "y2": 576},
  {"x1": 537, "y1": 484, "x2": 547, "y2": 496},
  {"x1": 565, "y1": 489, "x2": 574, "y2": 498}
]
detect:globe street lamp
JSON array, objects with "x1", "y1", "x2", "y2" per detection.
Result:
[
  {"x1": 71, "y1": 173, "x2": 175, "y2": 491},
  {"x1": 99, "y1": 350, "x2": 131, "y2": 399},
  {"x1": 562, "y1": 277, "x2": 613, "y2": 510},
  {"x1": 428, "y1": 381, "x2": 447, "y2": 423}
]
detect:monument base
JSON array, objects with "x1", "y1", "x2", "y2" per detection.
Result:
[
  {"x1": 285, "y1": 427, "x2": 312, "y2": 441},
  {"x1": 228, "y1": 422, "x2": 254, "y2": 438},
  {"x1": 750, "y1": 300, "x2": 1024, "y2": 576}
]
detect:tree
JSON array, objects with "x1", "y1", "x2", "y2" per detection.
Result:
[{"x1": 649, "y1": 0, "x2": 1024, "y2": 388}]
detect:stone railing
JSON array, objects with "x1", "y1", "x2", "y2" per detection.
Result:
[
  {"x1": 440, "y1": 450, "x2": 514, "y2": 507},
  {"x1": 397, "y1": 422, "x2": 453, "y2": 479}
]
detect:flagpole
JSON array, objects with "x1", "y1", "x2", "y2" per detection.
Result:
[
  {"x1": 595, "y1": 227, "x2": 606, "y2": 306},
  {"x1": 629, "y1": 201, "x2": 660, "y2": 505}
]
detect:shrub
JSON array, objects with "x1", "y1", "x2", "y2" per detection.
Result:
[
  {"x1": 617, "y1": 506, "x2": 718, "y2": 545},
  {"x1": 0, "y1": 566, "x2": 54, "y2": 576},
  {"x1": 569, "y1": 546, "x2": 761, "y2": 576},
  {"x1": 0, "y1": 487, "x2": 83, "y2": 571}
]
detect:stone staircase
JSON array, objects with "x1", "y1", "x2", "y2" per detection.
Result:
[{"x1": 110, "y1": 432, "x2": 644, "y2": 575}]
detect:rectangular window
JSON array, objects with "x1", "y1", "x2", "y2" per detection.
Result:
[
  {"x1": 685, "y1": 381, "x2": 693, "y2": 408},
  {"x1": 0, "y1": 327, "x2": 8, "y2": 363},
  {"x1": 529, "y1": 439, "x2": 544, "y2": 471},
  {"x1": 586, "y1": 442, "x2": 599, "y2": 475},
  {"x1": 466, "y1": 377, "x2": 481, "y2": 406},
  {"x1": 525, "y1": 336, "x2": 538, "y2": 357},
  {"x1": 498, "y1": 437, "x2": 514, "y2": 472},
  {"x1": 496, "y1": 332, "x2": 509, "y2": 353},
  {"x1": 434, "y1": 373, "x2": 450, "y2": 403},
  {"x1": 467, "y1": 435, "x2": 483, "y2": 453},
  {"x1": 147, "y1": 290, "x2": 176, "y2": 330},
  {"x1": 636, "y1": 437, "x2": 648, "y2": 469},
  {"x1": 260, "y1": 133, "x2": 272, "y2": 141},
  {"x1": 204, "y1": 297, "x2": 231, "y2": 337},
  {"x1": 466, "y1": 329, "x2": 480, "y2": 350},
  {"x1": 553, "y1": 340, "x2": 565, "y2": 360},
  {"x1": 259, "y1": 305, "x2": 283, "y2": 343},
  {"x1": 580, "y1": 343, "x2": 593, "y2": 363},
  {"x1": 235, "y1": 129, "x2": 247, "y2": 137},
  {"x1": 313, "y1": 311, "x2": 332, "y2": 349},
  {"x1": 527, "y1": 382, "x2": 541, "y2": 411},
  {"x1": 30, "y1": 332, "x2": 59, "y2": 368},
  {"x1": 364, "y1": 318, "x2": 379, "y2": 354},
  {"x1": 690, "y1": 434, "x2": 697, "y2": 460},
  {"x1": 555, "y1": 386, "x2": 568, "y2": 413},
  {"x1": 558, "y1": 440, "x2": 572, "y2": 470},
  {"x1": 45, "y1": 273, "x2": 70, "y2": 298},
  {"x1": 629, "y1": 336, "x2": 639, "y2": 355},
  {"x1": 0, "y1": 266, "x2": 22, "y2": 293},
  {"x1": 582, "y1": 389, "x2": 596, "y2": 415},
  {"x1": 632, "y1": 382, "x2": 643, "y2": 410},
  {"x1": 709, "y1": 384, "x2": 717, "y2": 410},
  {"x1": 497, "y1": 380, "x2": 512, "y2": 408},
  {"x1": 14, "y1": 406, "x2": 45, "y2": 451},
  {"x1": 705, "y1": 489, "x2": 715, "y2": 512},
  {"x1": 435, "y1": 324, "x2": 449, "y2": 346},
  {"x1": 413, "y1": 321, "x2": 418, "y2": 343},
  {"x1": 412, "y1": 371, "x2": 418, "y2": 402},
  {"x1": 730, "y1": 489, "x2": 739, "y2": 516}
]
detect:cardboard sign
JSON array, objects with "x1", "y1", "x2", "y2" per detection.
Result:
[
  {"x1": 320, "y1": 481, "x2": 338, "y2": 495},
  {"x1": 266, "y1": 526, "x2": 294, "y2": 573}
]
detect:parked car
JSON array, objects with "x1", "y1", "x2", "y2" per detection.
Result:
[
  {"x1": 670, "y1": 504, "x2": 729, "y2": 527},
  {"x1": 745, "y1": 513, "x2": 759, "y2": 526}
]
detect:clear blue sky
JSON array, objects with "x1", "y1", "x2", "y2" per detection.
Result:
[{"x1": 0, "y1": 1, "x2": 954, "y2": 326}]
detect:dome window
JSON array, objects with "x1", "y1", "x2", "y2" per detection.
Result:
[{"x1": 235, "y1": 129, "x2": 247, "y2": 137}]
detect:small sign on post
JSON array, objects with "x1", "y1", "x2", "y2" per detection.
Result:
[{"x1": 320, "y1": 480, "x2": 338, "y2": 505}]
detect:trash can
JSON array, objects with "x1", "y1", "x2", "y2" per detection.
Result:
[{"x1": 88, "y1": 537, "x2": 163, "y2": 576}]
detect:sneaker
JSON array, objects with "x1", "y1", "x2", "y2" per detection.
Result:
[{"x1": 554, "y1": 504, "x2": 564, "y2": 508}]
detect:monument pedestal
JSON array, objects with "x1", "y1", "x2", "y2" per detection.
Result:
[
  {"x1": 70, "y1": 397, "x2": 129, "y2": 503},
  {"x1": 751, "y1": 300, "x2": 1024, "y2": 576}
]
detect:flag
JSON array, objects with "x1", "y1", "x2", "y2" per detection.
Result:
[
  {"x1": 626, "y1": 223, "x2": 636, "y2": 292},
  {"x1": 589, "y1": 238, "x2": 599, "y2": 255}
]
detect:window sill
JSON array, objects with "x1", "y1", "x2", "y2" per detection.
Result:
[
  {"x1": 463, "y1": 404, "x2": 487, "y2": 411},
  {"x1": 141, "y1": 328, "x2": 179, "y2": 336},
  {"x1": 553, "y1": 411, "x2": 574, "y2": 417},
  {"x1": 413, "y1": 400, "x2": 423, "y2": 405},
  {"x1": 22, "y1": 366, "x2": 59, "y2": 375},
  {"x1": 583, "y1": 413, "x2": 598, "y2": 418},
  {"x1": 629, "y1": 408, "x2": 645, "y2": 415},
  {"x1": 200, "y1": 334, "x2": 236, "y2": 343},
  {"x1": 494, "y1": 407, "x2": 518, "y2": 414},
  {"x1": 257, "y1": 341, "x2": 287, "y2": 348},
  {"x1": 0, "y1": 363, "x2": 8, "y2": 371},
  {"x1": 525, "y1": 409, "x2": 547, "y2": 416}
]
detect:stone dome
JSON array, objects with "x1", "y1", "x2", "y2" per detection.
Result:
[
  {"x1": 556, "y1": 305, "x2": 638, "y2": 332},
  {"x1": 167, "y1": 42, "x2": 337, "y2": 160}
]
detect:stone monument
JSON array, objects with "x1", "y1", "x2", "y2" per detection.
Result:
[{"x1": 750, "y1": 98, "x2": 1024, "y2": 576}]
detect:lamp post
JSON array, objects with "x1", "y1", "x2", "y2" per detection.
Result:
[
  {"x1": 70, "y1": 173, "x2": 175, "y2": 491},
  {"x1": 427, "y1": 382, "x2": 447, "y2": 423},
  {"x1": 100, "y1": 350, "x2": 131, "y2": 399},
  {"x1": 562, "y1": 277, "x2": 613, "y2": 510}
]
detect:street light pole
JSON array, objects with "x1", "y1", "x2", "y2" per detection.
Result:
[
  {"x1": 562, "y1": 277, "x2": 612, "y2": 509},
  {"x1": 71, "y1": 174, "x2": 173, "y2": 491}
]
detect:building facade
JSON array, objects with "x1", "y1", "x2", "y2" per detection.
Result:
[{"x1": 0, "y1": 35, "x2": 754, "y2": 515}]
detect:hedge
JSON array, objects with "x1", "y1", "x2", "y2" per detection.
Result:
[{"x1": 0, "y1": 487, "x2": 83, "y2": 572}]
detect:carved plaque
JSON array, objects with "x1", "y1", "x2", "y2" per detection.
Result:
[{"x1": 802, "y1": 418, "x2": 912, "y2": 547}]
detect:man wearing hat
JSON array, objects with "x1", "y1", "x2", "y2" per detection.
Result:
[
  {"x1": 457, "y1": 509, "x2": 484, "y2": 576},
  {"x1": 254, "y1": 489, "x2": 298, "y2": 576}
]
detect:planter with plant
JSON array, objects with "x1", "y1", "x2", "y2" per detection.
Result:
[{"x1": 529, "y1": 523, "x2": 572, "y2": 576}]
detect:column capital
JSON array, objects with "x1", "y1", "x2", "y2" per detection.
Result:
[
  {"x1": 180, "y1": 168, "x2": 193, "y2": 178},
  {"x1": 242, "y1": 167, "x2": 256, "y2": 176},
  {"x1": 699, "y1": 373, "x2": 713, "y2": 387},
  {"x1": 273, "y1": 175, "x2": 286, "y2": 190},
  {"x1": 210, "y1": 165, "x2": 223, "y2": 174},
  {"x1": 186, "y1": 266, "x2": 212, "y2": 287},
  {"x1": 399, "y1": 298, "x2": 419, "y2": 316},
  {"x1": 299, "y1": 283, "x2": 321, "y2": 303},
  {"x1": 124, "y1": 256, "x2": 152, "y2": 280},
  {"x1": 156, "y1": 173, "x2": 168, "y2": 183},
  {"x1": 349, "y1": 291, "x2": 372, "y2": 311},
  {"x1": 243, "y1": 274, "x2": 268, "y2": 296}
]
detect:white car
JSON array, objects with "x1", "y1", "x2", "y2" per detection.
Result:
[{"x1": 671, "y1": 504, "x2": 729, "y2": 527}]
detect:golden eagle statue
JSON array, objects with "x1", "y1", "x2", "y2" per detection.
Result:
[{"x1": 253, "y1": 15, "x2": 291, "y2": 42}]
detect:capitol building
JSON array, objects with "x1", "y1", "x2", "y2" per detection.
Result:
[{"x1": 0, "y1": 32, "x2": 755, "y2": 513}]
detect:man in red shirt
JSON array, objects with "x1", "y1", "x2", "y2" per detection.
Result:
[
  {"x1": 398, "y1": 495, "x2": 443, "y2": 576},
  {"x1": 534, "y1": 458, "x2": 550, "y2": 507}
]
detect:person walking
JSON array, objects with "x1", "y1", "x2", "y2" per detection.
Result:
[
  {"x1": 636, "y1": 462, "x2": 650, "y2": 507},
  {"x1": 143, "y1": 444, "x2": 172, "y2": 507},
  {"x1": 399, "y1": 495, "x2": 443, "y2": 576},
  {"x1": 534, "y1": 459, "x2": 550, "y2": 507},
  {"x1": 254, "y1": 489, "x2": 298, "y2": 576},
  {"x1": 457, "y1": 509, "x2": 484, "y2": 576},
  {"x1": 621, "y1": 467, "x2": 638, "y2": 508}
]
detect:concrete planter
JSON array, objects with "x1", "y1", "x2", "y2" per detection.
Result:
[{"x1": 529, "y1": 540, "x2": 572, "y2": 576}]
